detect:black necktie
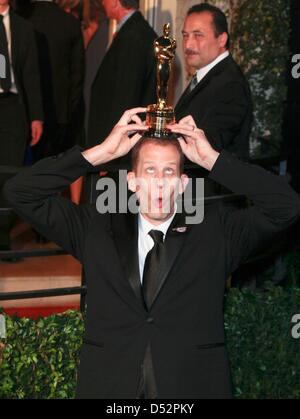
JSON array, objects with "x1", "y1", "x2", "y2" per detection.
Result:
[
  {"x1": 0, "y1": 14, "x2": 12, "y2": 93},
  {"x1": 142, "y1": 230, "x2": 164, "y2": 310}
]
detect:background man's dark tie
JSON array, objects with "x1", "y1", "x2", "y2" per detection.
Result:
[
  {"x1": 189, "y1": 73, "x2": 198, "y2": 92},
  {"x1": 142, "y1": 229, "x2": 164, "y2": 310},
  {"x1": 0, "y1": 14, "x2": 12, "y2": 93}
]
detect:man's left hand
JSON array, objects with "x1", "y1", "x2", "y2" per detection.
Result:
[
  {"x1": 168, "y1": 116, "x2": 220, "y2": 172},
  {"x1": 30, "y1": 120, "x2": 43, "y2": 146}
]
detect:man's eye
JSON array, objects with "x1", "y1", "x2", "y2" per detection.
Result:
[
  {"x1": 146, "y1": 167, "x2": 155, "y2": 173},
  {"x1": 165, "y1": 168, "x2": 174, "y2": 175}
]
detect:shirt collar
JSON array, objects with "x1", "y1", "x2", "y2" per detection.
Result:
[
  {"x1": 139, "y1": 206, "x2": 177, "y2": 239},
  {"x1": 116, "y1": 10, "x2": 136, "y2": 32},
  {"x1": 196, "y1": 50, "x2": 230, "y2": 83}
]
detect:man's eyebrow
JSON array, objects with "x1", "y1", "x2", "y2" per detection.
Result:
[{"x1": 182, "y1": 30, "x2": 204, "y2": 34}]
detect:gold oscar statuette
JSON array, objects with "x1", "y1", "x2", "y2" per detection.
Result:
[{"x1": 146, "y1": 23, "x2": 177, "y2": 138}]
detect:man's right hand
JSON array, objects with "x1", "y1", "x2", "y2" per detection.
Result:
[{"x1": 82, "y1": 108, "x2": 147, "y2": 167}]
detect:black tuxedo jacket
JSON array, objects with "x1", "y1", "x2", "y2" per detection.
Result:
[
  {"x1": 175, "y1": 55, "x2": 253, "y2": 159},
  {"x1": 24, "y1": 2, "x2": 84, "y2": 124},
  {"x1": 8, "y1": 9, "x2": 43, "y2": 123},
  {"x1": 87, "y1": 12, "x2": 157, "y2": 150},
  {"x1": 4, "y1": 147, "x2": 300, "y2": 399}
]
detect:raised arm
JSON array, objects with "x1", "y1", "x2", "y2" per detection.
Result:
[
  {"x1": 3, "y1": 109, "x2": 147, "y2": 262},
  {"x1": 169, "y1": 117, "x2": 300, "y2": 273}
]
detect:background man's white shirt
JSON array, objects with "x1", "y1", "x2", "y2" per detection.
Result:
[
  {"x1": 0, "y1": 6, "x2": 17, "y2": 94},
  {"x1": 195, "y1": 50, "x2": 229, "y2": 84}
]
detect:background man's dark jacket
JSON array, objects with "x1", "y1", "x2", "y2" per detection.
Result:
[
  {"x1": 4, "y1": 146, "x2": 300, "y2": 399},
  {"x1": 0, "y1": 9, "x2": 43, "y2": 250},
  {"x1": 175, "y1": 55, "x2": 253, "y2": 159},
  {"x1": 24, "y1": 1, "x2": 84, "y2": 124},
  {"x1": 8, "y1": 9, "x2": 43, "y2": 124},
  {"x1": 87, "y1": 12, "x2": 157, "y2": 149}
]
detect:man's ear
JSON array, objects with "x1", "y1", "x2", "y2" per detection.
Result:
[
  {"x1": 127, "y1": 171, "x2": 137, "y2": 193},
  {"x1": 179, "y1": 174, "x2": 189, "y2": 195},
  {"x1": 218, "y1": 32, "x2": 228, "y2": 49}
]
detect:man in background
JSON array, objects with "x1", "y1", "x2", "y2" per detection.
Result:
[
  {"x1": 0, "y1": 0, "x2": 43, "y2": 258},
  {"x1": 24, "y1": 0, "x2": 84, "y2": 159},
  {"x1": 83, "y1": 0, "x2": 109, "y2": 134},
  {"x1": 87, "y1": 0, "x2": 157, "y2": 158},
  {"x1": 86, "y1": 0, "x2": 157, "y2": 205},
  {"x1": 175, "y1": 3, "x2": 252, "y2": 159}
]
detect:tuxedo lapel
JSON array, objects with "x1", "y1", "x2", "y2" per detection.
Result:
[
  {"x1": 175, "y1": 56, "x2": 232, "y2": 117},
  {"x1": 148, "y1": 212, "x2": 191, "y2": 310},
  {"x1": 185, "y1": 74, "x2": 211, "y2": 101},
  {"x1": 110, "y1": 213, "x2": 145, "y2": 309},
  {"x1": 175, "y1": 76, "x2": 210, "y2": 116},
  {"x1": 174, "y1": 84, "x2": 191, "y2": 113},
  {"x1": 110, "y1": 211, "x2": 191, "y2": 312}
]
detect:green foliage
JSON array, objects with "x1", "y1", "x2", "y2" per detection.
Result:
[
  {"x1": 225, "y1": 285, "x2": 300, "y2": 399},
  {"x1": 0, "y1": 310, "x2": 84, "y2": 399},
  {"x1": 286, "y1": 251, "x2": 300, "y2": 287},
  {"x1": 0, "y1": 286, "x2": 299, "y2": 399}
]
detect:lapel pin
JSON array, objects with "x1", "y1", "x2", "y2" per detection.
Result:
[{"x1": 172, "y1": 227, "x2": 188, "y2": 233}]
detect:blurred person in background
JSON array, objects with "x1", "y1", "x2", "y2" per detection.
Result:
[
  {"x1": 0, "y1": 0, "x2": 43, "y2": 258},
  {"x1": 86, "y1": 0, "x2": 157, "y2": 206},
  {"x1": 87, "y1": 0, "x2": 157, "y2": 155},
  {"x1": 24, "y1": 0, "x2": 84, "y2": 162},
  {"x1": 56, "y1": 0, "x2": 109, "y2": 204}
]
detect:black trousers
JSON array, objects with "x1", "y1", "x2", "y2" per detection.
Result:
[{"x1": 0, "y1": 93, "x2": 28, "y2": 247}]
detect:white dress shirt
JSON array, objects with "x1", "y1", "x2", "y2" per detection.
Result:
[
  {"x1": 0, "y1": 6, "x2": 17, "y2": 94},
  {"x1": 138, "y1": 210, "x2": 176, "y2": 282},
  {"x1": 195, "y1": 50, "x2": 229, "y2": 84}
]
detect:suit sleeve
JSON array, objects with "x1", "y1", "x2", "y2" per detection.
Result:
[
  {"x1": 22, "y1": 23, "x2": 44, "y2": 122},
  {"x1": 199, "y1": 81, "x2": 251, "y2": 152},
  {"x1": 3, "y1": 146, "x2": 95, "y2": 263},
  {"x1": 111, "y1": 34, "x2": 157, "y2": 114},
  {"x1": 209, "y1": 151, "x2": 300, "y2": 273},
  {"x1": 70, "y1": 21, "x2": 85, "y2": 115}
]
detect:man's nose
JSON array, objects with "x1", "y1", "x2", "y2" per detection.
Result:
[
  {"x1": 184, "y1": 35, "x2": 195, "y2": 50},
  {"x1": 155, "y1": 173, "x2": 167, "y2": 187}
]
